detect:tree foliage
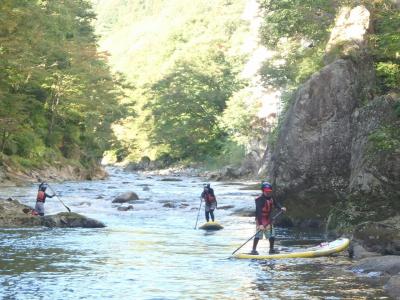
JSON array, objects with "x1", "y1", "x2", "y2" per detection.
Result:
[
  {"x1": 91, "y1": 0, "x2": 248, "y2": 162},
  {"x1": 148, "y1": 50, "x2": 243, "y2": 160},
  {"x1": 0, "y1": 0, "x2": 127, "y2": 168}
]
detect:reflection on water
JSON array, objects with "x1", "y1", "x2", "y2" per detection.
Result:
[{"x1": 0, "y1": 167, "x2": 389, "y2": 299}]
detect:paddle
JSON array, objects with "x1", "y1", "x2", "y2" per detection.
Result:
[
  {"x1": 194, "y1": 197, "x2": 203, "y2": 229},
  {"x1": 47, "y1": 183, "x2": 71, "y2": 213},
  {"x1": 232, "y1": 230, "x2": 261, "y2": 255},
  {"x1": 231, "y1": 210, "x2": 285, "y2": 255}
]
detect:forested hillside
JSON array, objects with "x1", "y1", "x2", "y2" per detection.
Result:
[
  {"x1": 92, "y1": 0, "x2": 251, "y2": 165},
  {"x1": 1, "y1": 0, "x2": 398, "y2": 179},
  {"x1": 0, "y1": 0, "x2": 127, "y2": 175}
]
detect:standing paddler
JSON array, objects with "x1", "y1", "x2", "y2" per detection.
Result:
[
  {"x1": 201, "y1": 183, "x2": 217, "y2": 222},
  {"x1": 250, "y1": 181, "x2": 286, "y2": 255},
  {"x1": 35, "y1": 182, "x2": 55, "y2": 216}
]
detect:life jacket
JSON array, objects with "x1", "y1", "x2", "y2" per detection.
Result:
[
  {"x1": 205, "y1": 192, "x2": 216, "y2": 204},
  {"x1": 37, "y1": 191, "x2": 46, "y2": 202},
  {"x1": 261, "y1": 198, "x2": 274, "y2": 223}
]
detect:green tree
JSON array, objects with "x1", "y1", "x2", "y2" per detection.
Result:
[{"x1": 148, "y1": 50, "x2": 243, "y2": 160}]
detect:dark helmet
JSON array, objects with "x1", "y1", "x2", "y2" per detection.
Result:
[
  {"x1": 39, "y1": 182, "x2": 48, "y2": 191},
  {"x1": 203, "y1": 183, "x2": 210, "y2": 189},
  {"x1": 261, "y1": 181, "x2": 272, "y2": 191}
]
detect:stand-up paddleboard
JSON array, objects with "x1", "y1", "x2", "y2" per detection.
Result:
[
  {"x1": 199, "y1": 221, "x2": 223, "y2": 230},
  {"x1": 233, "y1": 238, "x2": 350, "y2": 259}
]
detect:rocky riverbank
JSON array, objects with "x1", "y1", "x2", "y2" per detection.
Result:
[{"x1": 0, "y1": 158, "x2": 108, "y2": 187}]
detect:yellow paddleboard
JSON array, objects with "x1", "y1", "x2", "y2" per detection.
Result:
[
  {"x1": 199, "y1": 221, "x2": 223, "y2": 230},
  {"x1": 234, "y1": 238, "x2": 350, "y2": 259}
]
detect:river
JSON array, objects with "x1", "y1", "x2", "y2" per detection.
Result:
[{"x1": 0, "y1": 167, "x2": 389, "y2": 299}]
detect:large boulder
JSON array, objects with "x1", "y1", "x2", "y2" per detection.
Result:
[
  {"x1": 42, "y1": 212, "x2": 105, "y2": 228},
  {"x1": 263, "y1": 5, "x2": 400, "y2": 228},
  {"x1": 267, "y1": 58, "x2": 374, "y2": 226},
  {"x1": 0, "y1": 198, "x2": 42, "y2": 227},
  {"x1": 353, "y1": 216, "x2": 400, "y2": 255},
  {"x1": 0, "y1": 198, "x2": 105, "y2": 228}
]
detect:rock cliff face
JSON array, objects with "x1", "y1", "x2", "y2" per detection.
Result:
[{"x1": 263, "y1": 6, "x2": 400, "y2": 228}]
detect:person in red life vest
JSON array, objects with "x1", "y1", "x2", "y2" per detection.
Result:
[
  {"x1": 35, "y1": 182, "x2": 55, "y2": 216},
  {"x1": 250, "y1": 181, "x2": 286, "y2": 255},
  {"x1": 201, "y1": 183, "x2": 217, "y2": 222}
]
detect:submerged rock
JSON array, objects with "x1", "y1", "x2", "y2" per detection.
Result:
[
  {"x1": 385, "y1": 275, "x2": 400, "y2": 300},
  {"x1": 217, "y1": 205, "x2": 235, "y2": 210},
  {"x1": 351, "y1": 256, "x2": 400, "y2": 299},
  {"x1": 160, "y1": 177, "x2": 182, "y2": 182},
  {"x1": 163, "y1": 202, "x2": 177, "y2": 208},
  {"x1": 352, "y1": 256, "x2": 400, "y2": 275},
  {"x1": 0, "y1": 198, "x2": 105, "y2": 228},
  {"x1": 117, "y1": 205, "x2": 134, "y2": 211},
  {"x1": 112, "y1": 192, "x2": 139, "y2": 203}
]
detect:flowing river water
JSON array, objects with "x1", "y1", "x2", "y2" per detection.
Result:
[{"x1": 0, "y1": 167, "x2": 390, "y2": 299}]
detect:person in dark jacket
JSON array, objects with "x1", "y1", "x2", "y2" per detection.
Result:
[
  {"x1": 35, "y1": 182, "x2": 55, "y2": 216},
  {"x1": 201, "y1": 184, "x2": 217, "y2": 222},
  {"x1": 251, "y1": 181, "x2": 286, "y2": 255}
]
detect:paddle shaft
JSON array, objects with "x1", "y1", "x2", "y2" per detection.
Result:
[
  {"x1": 194, "y1": 197, "x2": 203, "y2": 229},
  {"x1": 47, "y1": 184, "x2": 71, "y2": 213},
  {"x1": 232, "y1": 230, "x2": 261, "y2": 255},
  {"x1": 231, "y1": 210, "x2": 284, "y2": 255}
]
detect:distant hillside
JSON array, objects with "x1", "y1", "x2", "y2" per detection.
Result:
[{"x1": 91, "y1": 0, "x2": 250, "y2": 163}]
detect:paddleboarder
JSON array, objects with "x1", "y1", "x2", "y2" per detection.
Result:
[
  {"x1": 35, "y1": 182, "x2": 55, "y2": 216},
  {"x1": 201, "y1": 183, "x2": 217, "y2": 222},
  {"x1": 250, "y1": 181, "x2": 286, "y2": 255}
]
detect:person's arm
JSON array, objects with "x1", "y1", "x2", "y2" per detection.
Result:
[
  {"x1": 273, "y1": 198, "x2": 286, "y2": 211},
  {"x1": 45, "y1": 192, "x2": 55, "y2": 198}
]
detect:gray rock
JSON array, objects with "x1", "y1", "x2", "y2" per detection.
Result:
[
  {"x1": 0, "y1": 198, "x2": 42, "y2": 227},
  {"x1": 385, "y1": 275, "x2": 400, "y2": 300},
  {"x1": 163, "y1": 202, "x2": 177, "y2": 208},
  {"x1": 112, "y1": 192, "x2": 139, "y2": 203},
  {"x1": 351, "y1": 256, "x2": 400, "y2": 275},
  {"x1": 0, "y1": 198, "x2": 105, "y2": 228},
  {"x1": 353, "y1": 217, "x2": 400, "y2": 255},
  {"x1": 160, "y1": 178, "x2": 182, "y2": 182},
  {"x1": 217, "y1": 205, "x2": 234, "y2": 210},
  {"x1": 350, "y1": 241, "x2": 381, "y2": 259},
  {"x1": 117, "y1": 205, "x2": 134, "y2": 211},
  {"x1": 325, "y1": 6, "x2": 370, "y2": 63},
  {"x1": 42, "y1": 212, "x2": 105, "y2": 228}
]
